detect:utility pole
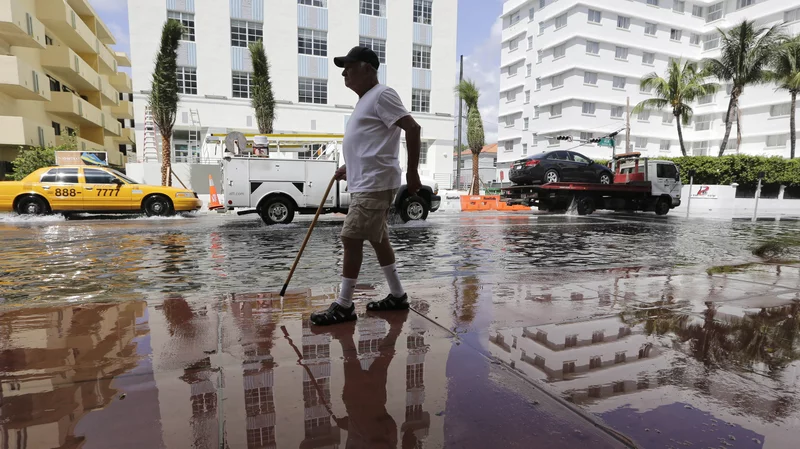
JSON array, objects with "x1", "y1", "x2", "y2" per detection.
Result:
[
  {"x1": 625, "y1": 96, "x2": 631, "y2": 153},
  {"x1": 455, "y1": 55, "x2": 464, "y2": 191}
]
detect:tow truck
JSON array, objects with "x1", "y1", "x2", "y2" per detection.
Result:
[{"x1": 501, "y1": 152, "x2": 682, "y2": 215}]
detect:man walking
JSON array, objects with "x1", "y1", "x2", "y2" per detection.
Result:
[{"x1": 310, "y1": 46, "x2": 422, "y2": 326}]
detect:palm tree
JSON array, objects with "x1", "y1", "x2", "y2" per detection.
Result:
[
  {"x1": 148, "y1": 19, "x2": 183, "y2": 186},
  {"x1": 455, "y1": 80, "x2": 485, "y2": 195},
  {"x1": 249, "y1": 40, "x2": 276, "y2": 134},
  {"x1": 703, "y1": 20, "x2": 783, "y2": 156},
  {"x1": 767, "y1": 36, "x2": 800, "y2": 159},
  {"x1": 632, "y1": 60, "x2": 719, "y2": 156}
]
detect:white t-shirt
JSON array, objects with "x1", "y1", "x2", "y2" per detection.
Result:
[{"x1": 343, "y1": 84, "x2": 410, "y2": 193}]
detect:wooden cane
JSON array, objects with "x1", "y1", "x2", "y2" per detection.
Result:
[{"x1": 280, "y1": 175, "x2": 337, "y2": 297}]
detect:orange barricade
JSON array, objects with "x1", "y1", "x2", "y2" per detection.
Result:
[{"x1": 460, "y1": 195, "x2": 530, "y2": 212}]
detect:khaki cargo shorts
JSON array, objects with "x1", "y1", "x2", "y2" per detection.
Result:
[{"x1": 341, "y1": 189, "x2": 398, "y2": 243}]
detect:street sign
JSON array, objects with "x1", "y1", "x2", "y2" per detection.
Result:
[{"x1": 598, "y1": 137, "x2": 615, "y2": 148}]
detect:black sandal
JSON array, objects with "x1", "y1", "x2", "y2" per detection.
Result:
[
  {"x1": 366, "y1": 294, "x2": 410, "y2": 311},
  {"x1": 310, "y1": 303, "x2": 357, "y2": 326}
]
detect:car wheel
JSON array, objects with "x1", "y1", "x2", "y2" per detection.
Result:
[
  {"x1": 543, "y1": 169, "x2": 560, "y2": 184},
  {"x1": 259, "y1": 196, "x2": 295, "y2": 225},
  {"x1": 399, "y1": 195, "x2": 429, "y2": 223},
  {"x1": 599, "y1": 172, "x2": 612, "y2": 185},
  {"x1": 17, "y1": 196, "x2": 48, "y2": 215},
  {"x1": 655, "y1": 198, "x2": 671, "y2": 216},
  {"x1": 143, "y1": 195, "x2": 174, "y2": 217},
  {"x1": 576, "y1": 196, "x2": 595, "y2": 215}
]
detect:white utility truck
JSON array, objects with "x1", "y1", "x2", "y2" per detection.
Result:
[{"x1": 219, "y1": 134, "x2": 441, "y2": 225}]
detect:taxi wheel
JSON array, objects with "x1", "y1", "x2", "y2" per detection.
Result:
[
  {"x1": 17, "y1": 196, "x2": 49, "y2": 215},
  {"x1": 143, "y1": 195, "x2": 174, "y2": 217}
]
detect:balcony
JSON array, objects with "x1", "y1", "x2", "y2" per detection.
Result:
[
  {"x1": 109, "y1": 71, "x2": 132, "y2": 93},
  {"x1": 36, "y1": 0, "x2": 98, "y2": 55},
  {"x1": 42, "y1": 44, "x2": 100, "y2": 92},
  {"x1": 0, "y1": 55, "x2": 50, "y2": 101},
  {"x1": 115, "y1": 51, "x2": 131, "y2": 68},
  {"x1": 113, "y1": 127, "x2": 134, "y2": 144},
  {"x1": 102, "y1": 111, "x2": 120, "y2": 136},
  {"x1": 0, "y1": 116, "x2": 56, "y2": 148},
  {"x1": 99, "y1": 75, "x2": 118, "y2": 105},
  {"x1": 0, "y1": 0, "x2": 46, "y2": 49},
  {"x1": 111, "y1": 99, "x2": 133, "y2": 119},
  {"x1": 45, "y1": 91, "x2": 103, "y2": 128},
  {"x1": 58, "y1": 134, "x2": 104, "y2": 153},
  {"x1": 97, "y1": 43, "x2": 117, "y2": 75}
]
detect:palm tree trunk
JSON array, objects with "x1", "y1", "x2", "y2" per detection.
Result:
[
  {"x1": 675, "y1": 112, "x2": 687, "y2": 157},
  {"x1": 161, "y1": 133, "x2": 172, "y2": 186},
  {"x1": 791, "y1": 91, "x2": 797, "y2": 159},
  {"x1": 471, "y1": 152, "x2": 480, "y2": 195},
  {"x1": 719, "y1": 94, "x2": 738, "y2": 157}
]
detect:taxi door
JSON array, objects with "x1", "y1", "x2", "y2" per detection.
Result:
[
  {"x1": 81, "y1": 168, "x2": 134, "y2": 211},
  {"x1": 38, "y1": 168, "x2": 85, "y2": 211}
]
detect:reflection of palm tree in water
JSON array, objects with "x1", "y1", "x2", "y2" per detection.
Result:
[
  {"x1": 162, "y1": 295, "x2": 198, "y2": 338},
  {"x1": 326, "y1": 311, "x2": 419, "y2": 448},
  {"x1": 457, "y1": 276, "x2": 479, "y2": 325}
]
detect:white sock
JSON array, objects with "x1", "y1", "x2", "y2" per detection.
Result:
[
  {"x1": 335, "y1": 277, "x2": 357, "y2": 308},
  {"x1": 381, "y1": 264, "x2": 405, "y2": 298}
]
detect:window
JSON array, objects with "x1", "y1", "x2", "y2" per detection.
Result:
[
  {"x1": 582, "y1": 102, "x2": 596, "y2": 115},
  {"x1": 645, "y1": 22, "x2": 657, "y2": 36},
  {"x1": 168, "y1": 11, "x2": 195, "y2": 41},
  {"x1": 534, "y1": 106, "x2": 540, "y2": 118},
  {"x1": 534, "y1": 134, "x2": 540, "y2": 146},
  {"x1": 537, "y1": 50, "x2": 543, "y2": 63},
  {"x1": 45, "y1": 34, "x2": 53, "y2": 46},
  {"x1": 670, "y1": 29, "x2": 682, "y2": 41},
  {"x1": 525, "y1": 90, "x2": 531, "y2": 103},
  {"x1": 555, "y1": 13, "x2": 567, "y2": 29},
  {"x1": 588, "y1": 9, "x2": 601, "y2": 23},
  {"x1": 529, "y1": 8, "x2": 535, "y2": 21},
  {"x1": 586, "y1": 40, "x2": 599, "y2": 55},
  {"x1": 737, "y1": 0, "x2": 754, "y2": 9},
  {"x1": 419, "y1": 141, "x2": 429, "y2": 165},
  {"x1": 360, "y1": 0, "x2": 384, "y2": 16},
  {"x1": 510, "y1": 10, "x2": 521, "y2": 25},
  {"x1": 548, "y1": 137, "x2": 559, "y2": 146},
  {"x1": 692, "y1": 141, "x2": 709, "y2": 155},
  {"x1": 615, "y1": 46, "x2": 628, "y2": 60},
  {"x1": 66, "y1": 127, "x2": 75, "y2": 136},
  {"x1": 232, "y1": 72, "x2": 253, "y2": 98},
  {"x1": 506, "y1": 89, "x2": 516, "y2": 102},
  {"x1": 522, "y1": 143, "x2": 528, "y2": 155},
  {"x1": 504, "y1": 141, "x2": 514, "y2": 152},
  {"x1": 413, "y1": 0, "x2": 433, "y2": 24},
  {"x1": 48, "y1": 75, "x2": 60, "y2": 92},
  {"x1": 553, "y1": 44, "x2": 565, "y2": 59},
  {"x1": 584, "y1": 71, "x2": 598, "y2": 85},
  {"x1": 690, "y1": 33, "x2": 701, "y2": 45},
  {"x1": 298, "y1": 29, "x2": 327, "y2": 56},
  {"x1": 528, "y1": 36, "x2": 534, "y2": 50},
  {"x1": 638, "y1": 110, "x2": 651, "y2": 121},
  {"x1": 540, "y1": 0, "x2": 545, "y2": 7},
  {"x1": 673, "y1": 1, "x2": 685, "y2": 13},
  {"x1": 232, "y1": 20, "x2": 263, "y2": 47},
  {"x1": 505, "y1": 115, "x2": 515, "y2": 127},
  {"x1": 692, "y1": 5, "x2": 704, "y2": 17},
  {"x1": 527, "y1": 64, "x2": 532, "y2": 77},
  {"x1": 696, "y1": 114, "x2": 711, "y2": 130},
  {"x1": 703, "y1": 33, "x2": 720, "y2": 50},
  {"x1": 536, "y1": 77, "x2": 541, "y2": 90},
  {"x1": 642, "y1": 52, "x2": 655, "y2": 65},
  {"x1": 356, "y1": 38, "x2": 386, "y2": 64},
  {"x1": 611, "y1": 106, "x2": 624, "y2": 118},
  {"x1": 84, "y1": 168, "x2": 119, "y2": 184},
  {"x1": 770, "y1": 104, "x2": 791, "y2": 117},
  {"x1": 617, "y1": 15, "x2": 630, "y2": 29},
  {"x1": 523, "y1": 118, "x2": 529, "y2": 130},
  {"x1": 635, "y1": 137, "x2": 648, "y2": 149},
  {"x1": 176, "y1": 67, "x2": 197, "y2": 95},
  {"x1": 43, "y1": 168, "x2": 79, "y2": 184},
  {"x1": 698, "y1": 94, "x2": 714, "y2": 105},
  {"x1": 707, "y1": 2, "x2": 723, "y2": 22},
  {"x1": 613, "y1": 76, "x2": 626, "y2": 89},
  {"x1": 767, "y1": 134, "x2": 787, "y2": 148},
  {"x1": 551, "y1": 103, "x2": 562, "y2": 116},
  {"x1": 509, "y1": 37, "x2": 519, "y2": 51},
  {"x1": 785, "y1": 8, "x2": 800, "y2": 23},
  {"x1": 640, "y1": 83, "x2": 653, "y2": 94},
  {"x1": 580, "y1": 132, "x2": 594, "y2": 142},
  {"x1": 647, "y1": 0, "x2": 659, "y2": 6},
  {"x1": 412, "y1": 45, "x2": 431, "y2": 69},
  {"x1": 52, "y1": 121, "x2": 61, "y2": 136},
  {"x1": 538, "y1": 22, "x2": 545, "y2": 35},
  {"x1": 299, "y1": 78, "x2": 327, "y2": 104},
  {"x1": 660, "y1": 140, "x2": 671, "y2": 152}
]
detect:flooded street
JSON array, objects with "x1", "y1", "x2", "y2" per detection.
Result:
[{"x1": 1, "y1": 211, "x2": 799, "y2": 448}]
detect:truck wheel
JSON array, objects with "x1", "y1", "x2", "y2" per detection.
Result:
[
  {"x1": 655, "y1": 198, "x2": 670, "y2": 216},
  {"x1": 143, "y1": 195, "x2": 174, "y2": 217},
  {"x1": 17, "y1": 196, "x2": 49, "y2": 215},
  {"x1": 399, "y1": 195, "x2": 429, "y2": 223},
  {"x1": 260, "y1": 196, "x2": 295, "y2": 225},
  {"x1": 576, "y1": 196, "x2": 595, "y2": 215},
  {"x1": 543, "y1": 169, "x2": 560, "y2": 184}
]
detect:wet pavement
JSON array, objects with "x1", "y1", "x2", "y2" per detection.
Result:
[{"x1": 1, "y1": 211, "x2": 799, "y2": 448}]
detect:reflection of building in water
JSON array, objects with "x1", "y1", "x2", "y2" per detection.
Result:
[
  {"x1": 0, "y1": 302, "x2": 148, "y2": 449},
  {"x1": 180, "y1": 357, "x2": 219, "y2": 448},
  {"x1": 358, "y1": 317, "x2": 387, "y2": 370},
  {"x1": 403, "y1": 315, "x2": 431, "y2": 446},
  {"x1": 301, "y1": 320, "x2": 339, "y2": 448}
]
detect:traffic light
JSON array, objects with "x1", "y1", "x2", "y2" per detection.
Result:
[
  {"x1": 588, "y1": 137, "x2": 601, "y2": 143},
  {"x1": 555, "y1": 135, "x2": 573, "y2": 142}
]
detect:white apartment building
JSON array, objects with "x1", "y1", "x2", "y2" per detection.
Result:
[
  {"x1": 498, "y1": 0, "x2": 800, "y2": 172},
  {"x1": 127, "y1": 0, "x2": 457, "y2": 187}
]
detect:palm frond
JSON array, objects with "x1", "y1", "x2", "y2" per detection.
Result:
[
  {"x1": 148, "y1": 19, "x2": 183, "y2": 134},
  {"x1": 249, "y1": 40, "x2": 276, "y2": 134},
  {"x1": 456, "y1": 79, "x2": 480, "y2": 110}
]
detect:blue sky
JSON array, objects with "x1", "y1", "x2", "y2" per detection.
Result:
[{"x1": 88, "y1": 0, "x2": 502, "y2": 140}]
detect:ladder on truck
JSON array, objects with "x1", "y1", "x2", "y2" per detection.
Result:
[
  {"x1": 142, "y1": 106, "x2": 159, "y2": 162},
  {"x1": 189, "y1": 109, "x2": 201, "y2": 162}
]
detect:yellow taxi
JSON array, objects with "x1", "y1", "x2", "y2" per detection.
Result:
[{"x1": 0, "y1": 166, "x2": 202, "y2": 217}]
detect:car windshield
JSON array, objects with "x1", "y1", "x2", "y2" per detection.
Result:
[{"x1": 108, "y1": 169, "x2": 138, "y2": 185}]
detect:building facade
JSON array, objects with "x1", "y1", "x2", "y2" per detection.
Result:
[
  {"x1": 0, "y1": 0, "x2": 134, "y2": 178},
  {"x1": 127, "y1": 0, "x2": 457, "y2": 187},
  {"x1": 498, "y1": 0, "x2": 800, "y2": 168}
]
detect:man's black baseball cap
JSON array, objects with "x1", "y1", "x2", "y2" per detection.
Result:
[{"x1": 334, "y1": 46, "x2": 380, "y2": 70}]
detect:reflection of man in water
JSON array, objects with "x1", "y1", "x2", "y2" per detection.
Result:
[{"x1": 324, "y1": 311, "x2": 420, "y2": 448}]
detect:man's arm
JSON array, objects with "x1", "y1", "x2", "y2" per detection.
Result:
[{"x1": 396, "y1": 115, "x2": 422, "y2": 194}]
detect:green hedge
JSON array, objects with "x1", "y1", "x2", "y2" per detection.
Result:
[{"x1": 597, "y1": 156, "x2": 800, "y2": 186}]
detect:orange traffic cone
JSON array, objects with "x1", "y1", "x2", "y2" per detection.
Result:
[{"x1": 208, "y1": 175, "x2": 223, "y2": 211}]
